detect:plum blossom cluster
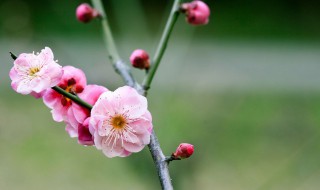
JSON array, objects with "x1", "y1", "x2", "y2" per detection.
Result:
[
  {"x1": 9, "y1": 0, "x2": 209, "y2": 165},
  {"x1": 9, "y1": 0, "x2": 212, "y2": 188},
  {"x1": 9, "y1": 47, "x2": 153, "y2": 158}
]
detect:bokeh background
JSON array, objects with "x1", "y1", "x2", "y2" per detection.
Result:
[{"x1": 1, "y1": 0, "x2": 320, "y2": 189}]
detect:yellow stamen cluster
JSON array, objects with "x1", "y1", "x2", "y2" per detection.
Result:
[
  {"x1": 29, "y1": 67, "x2": 40, "y2": 76},
  {"x1": 110, "y1": 115, "x2": 127, "y2": 129}
]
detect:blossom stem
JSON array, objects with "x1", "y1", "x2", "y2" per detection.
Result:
[
  {"x1": 51, "y1": 86, "x2": 93, "y2": 110},
  {"x1": 165, "y1": 155, "x2": 181, "y2": 163},
  {"x1": 142, "y1": 0, "x2": 182, "y2": 95},
  {"x1": 91, "y1": 0, "x2": 120, "y2": 63},
  {"x1": 91, "y1": 0, "x2": 140, "y2": 90}
]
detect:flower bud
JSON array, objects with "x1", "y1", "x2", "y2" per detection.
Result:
[
  {"x1": 173, "y1": 143, "x2": 194, "y2": 159},
  {"x1": 76, "y1": 3, "x2": 99, "y2": 23},
  {"x1": 78, "y1": 118, "x2": 94, "y2": 146},
  {"x1": 130, "y1": 49, "x2": 150, "y2": 69},
  {"x1": 181, "y1": 1, "x2": 210, "y2": 26}
]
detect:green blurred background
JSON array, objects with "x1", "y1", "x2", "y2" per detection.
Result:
[{"x1": 1, "y1": 0, "x2": 320, "y2": 189}]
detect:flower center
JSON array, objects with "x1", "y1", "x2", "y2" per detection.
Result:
[
  {"x1": 110, "y1": 115, "x2": 127, "y2": 129},
  {"x1": 29, "y1": 67, "x2": 40, "y2": 76},
  {"x1": 65, "y1": 85, "x2": 73, "y2": 93}
]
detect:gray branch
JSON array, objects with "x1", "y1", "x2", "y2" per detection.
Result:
[{"x1": 114, "y1": 60, "x2": 173, "y2": 190}]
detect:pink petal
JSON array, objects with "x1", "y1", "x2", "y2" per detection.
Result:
[
  {"x1": 65, "y1": 122, "x2": 78, "y2": 138},
  {"x1": 114, "y1": 86, "x2": 147, "y2": 118},
  {"x1": 123, "y1": 142, "x2": 144, "y2": 153},
  {"x1": 9, "y1": 67, "x2": 19, "y2": 82},
  {"x1": 38, "y1": 47, "x2": 54, "y2": 64},
  {"x1": 43, "y1": 89, "x2": 60, "y2": 109},
  {"x1": 71, "y1": 104, "x2": 88, "y2": 124},
  {"x1": 101, "y1": 140, "x2": 125, "y2": 158},
  {"x1": 16, "y1": 79, "x2": 32, "y2": 94},
  {"x1": 30, "y1": 76, "x2": 51, "y2": 93},
  {"x1": 91, "y1": 91, "x2": 117, "y2": 117}
]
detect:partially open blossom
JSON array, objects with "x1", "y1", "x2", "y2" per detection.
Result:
[
  {"x1": 172, "y1": 143, "x2": 194, "y2": 159},
  {"x1": 89, "y1": 86, "x2": 153, "y2": 158},
  {"x1": 43, "y1": 66, "x2": 87, "y2": 122},
  {"x1": 181, "y1": 1, "x2": 210, "y2": 26},
  {"x1": 65, "y1": 84, "x2": 108, "y2": 145},
  {"x1": 129, "y1": 49, "x2": 150, "y2": 69},
  {"x1": 76, "y1": 3, "x2": 99, "y2": 23},
  {"x1": 9, "y1": 47, "x2": 63, "y2": 97}
]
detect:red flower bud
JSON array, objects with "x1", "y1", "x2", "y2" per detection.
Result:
[
  {"x1": 181, "y1": 1, "x2": 210, "y2": 26},
  {"x1": 76, "y1": 3, "x2": 99, "y2": 23},
  {"x1": 173, "y1": 143, "x2": 194, "y2": 159},
  {"x1": 130, "y1": 49, "x2": 150, "y2": 69}
]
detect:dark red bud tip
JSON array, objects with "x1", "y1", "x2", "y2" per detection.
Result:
[
  {"x1": 76, "y1": 3, "x2": 99, "y2": 23},
  {"x1": 130, "y1": 49, "x2": 150, "y2": 69},
  {"x1": 173, "y1": 143, "x2": 194, "y2": 159}
]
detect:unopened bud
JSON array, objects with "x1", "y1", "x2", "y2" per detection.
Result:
[
  {"x1": 181, "y1": 1, "x2": 210, "y2": 26},
  {"x1": 130, "y1": 49, "x2": 150, "y2": 69},
  {"x1": 172, "y1": 143, "x2": 194, "y2": 159},
  {"x1": 76, "y1": 3, "x2": 99, "y2": 23},
  {"x1": 78, "y1": 118, "x2": 94, "y2": 146}
]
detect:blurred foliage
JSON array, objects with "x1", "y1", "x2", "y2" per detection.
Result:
[{"x1": 1, "y1": 0, "x2": 320, "y2": 40}]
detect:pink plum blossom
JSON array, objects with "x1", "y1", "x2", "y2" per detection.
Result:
[
  {"x1": 9, "y1": 47, "x2": 63, "y2": 97},
  {"x1": 181, "y1": 0, "x2": 210, "y2": 26},
  {"x1": 43, "y1": 66, "x2": 87, "y2": 122},
  {"x1": 89, "y1": 86, "x2": 153, "y2": 158},
  {"x1": 65, "y1": 84, "x2": 108, "y2": 145}
]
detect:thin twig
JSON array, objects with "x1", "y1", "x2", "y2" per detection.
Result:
[
  {"x1": 91, "y1": 0, "x2": 140, "y2": 90},
  {"x1": 51, "y1": 86, "x2": 93, "y2": 110},
  {"x1": 142, "y1": 0, "x2": 182, "y2": 95},
  {"x1": 90, "y1": 0, "x2": 183, "y2": 189}
]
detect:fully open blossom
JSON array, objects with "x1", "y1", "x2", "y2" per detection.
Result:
[
  {"x1": 9, "y1": 47, "x2": 63, "y2": 97},
  {"x1": 89, "y1": 86, "x2": 153, "y2": 158},
  {"x1": 43, "y1": 66, "x2": 87, "y2": 122},
  {"x1": 65, "y1": 84, "x2": 108, "y2": 145},
  {"x1": 181, "y1": 0, "x2": 210, "y2": 25}
]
